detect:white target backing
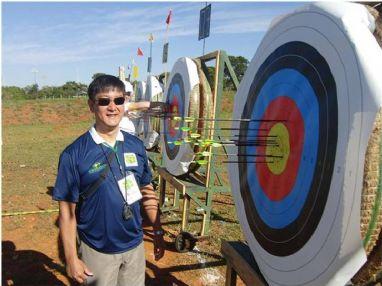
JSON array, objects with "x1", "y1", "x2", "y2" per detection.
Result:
[
  {"x1": 142, "y1": 76, "x2": 163, "y2": 149},
  {"x1": 228, "y1": 3, "x2": 382, "y2": 286},
  {"x1": 161, "y1": 57, "x2": 200, "y2": 176}
]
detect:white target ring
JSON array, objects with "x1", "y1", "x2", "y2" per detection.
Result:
[
  {"x1": 228, "y1": 3, "x2": 382, "y2": 285},
  {"x1": 161, "y1": 57, "x2": 200, "y2": 176}
]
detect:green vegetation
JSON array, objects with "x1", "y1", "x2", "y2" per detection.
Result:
[
  {"x1": 2, "y1": 81, "x2": 88, "y2": 100},
  {"x1": 2, "y1": 98, "x2": 93, "y2": 212},
  {"x1": 206, "y1": 55, "x2": 249, "y2": 90}
]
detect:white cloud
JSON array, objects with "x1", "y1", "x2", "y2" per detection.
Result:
[{"x1": 2, "y1": 3, "x2": 295, "y2": 65}]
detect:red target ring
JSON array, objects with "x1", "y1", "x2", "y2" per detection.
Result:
[
  {"x1": 169, "y1": 96, "x2": 180, "y2": 137},
  {"x1": 256, "y1": 96, "x2": 304, "y2": 201}
]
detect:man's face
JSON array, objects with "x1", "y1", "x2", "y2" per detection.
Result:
[{"x1": 88, "y1": 89, "x2": 125, "y2": 130}]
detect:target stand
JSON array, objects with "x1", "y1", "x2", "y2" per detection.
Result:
[
  {"x1": 221, "y1": 240, "x2": 268, "y2": 286},
  {"x1": 158, "y1": 50, "x2": 239, "y2": 252}
]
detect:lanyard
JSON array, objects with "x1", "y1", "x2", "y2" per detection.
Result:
[{"x1": 100, "y1": 142, "x2": 128, "y2": 203}]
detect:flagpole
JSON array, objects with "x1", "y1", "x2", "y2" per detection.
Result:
[
  {"x1": 164, "y1": 24, "x2": 169, "y2": 87},
  {"x1": 164, "y1": 9, "x2": 172, "y2": 88},
  {"x1": 149, "y1": 34, "x2": 153, "y2": 76},
  {"x1": 129, "y1": 57, "x2": 134, "y2": 82},
  {"x1": 203, "y1": 2, "x2": 207, "y2": 55}
]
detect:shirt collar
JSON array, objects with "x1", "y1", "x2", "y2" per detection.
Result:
[{"x1": 89, "y1": 126, "x2": 124, "y2": 145}]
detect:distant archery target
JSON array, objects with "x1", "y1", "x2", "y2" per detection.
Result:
[
  {"x1": 161, "y1": 57, "x2": 200, "y2": 176},
  {"x1": 134, "y1": 81, "x2": 146, "y2": 136},
  {"x1": 142, "y1": 76, "x2": 163, "y2": 150},
  {"x1": 136, "y1": 81, "x2": 146, "y2": 102},
  {"x1": 228, "y1": 3, "x2": 382, "y2": 285}
]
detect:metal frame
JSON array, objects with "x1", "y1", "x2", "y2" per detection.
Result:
[{"x1": 157, "y1": 50, "x2": 239, "y2": 237}]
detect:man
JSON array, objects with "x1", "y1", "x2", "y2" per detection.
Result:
[{"x1": 53, "y1": 75, "x2": 165, "y2": 286}]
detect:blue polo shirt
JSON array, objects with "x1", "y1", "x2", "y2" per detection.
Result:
[{"x1": 53, "y1": 127, "x2": 152, "y2": 253}]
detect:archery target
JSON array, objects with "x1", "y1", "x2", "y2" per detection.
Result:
[
  {"x1": 136, "y1": 80, "x2": 146, "y2": 102},
  {"x1": 134, "y1": 81, "x2": 146, "y2": 136},
  {"x1": 161, "y1": 57, "x2": 200, "y2": 176},
  {"x1": 188, "y1": 58, "x2": 214, "y2": 173},
  {"x1": 228, "y1": 2, "x2": 382, "y2": 286},
  {"x1": 142, "y1": 76, "x2": 163, "y2": 150}
]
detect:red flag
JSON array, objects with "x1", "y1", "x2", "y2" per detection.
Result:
[
  {"x1": 165, "y1": 10, "x2": 172, "y2": 25},
  {"x1": 137, "y1": 47, "x2": 144, "y2": 56}
]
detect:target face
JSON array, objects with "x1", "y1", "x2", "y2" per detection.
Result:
[
  {"x1": 238, "y1": 41, "x2": 337, "y2": 256},
  {"x1": 164, "y1": 73, "x2": 185, "y2": 160},
  {"x1": 161, "y1": 57, "x2": 200, "y2": 176},
  {"x1": 228, "y1": 3, "x2": 382, "y2": 285}
]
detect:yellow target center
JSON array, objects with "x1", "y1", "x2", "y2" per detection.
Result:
[{"x1": 266, "y1": 123, "x2": 290, "y2": 175}]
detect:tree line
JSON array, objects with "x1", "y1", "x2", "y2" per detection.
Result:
[
  {"x1": 2, "y1": 81, "x2": 88, "y2": 100},
  {"x1": 2, "y1": 55, "x2": 249, "y2": 100}
]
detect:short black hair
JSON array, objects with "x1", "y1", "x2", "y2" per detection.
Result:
[{"x1": 87, "y1": 75, "x2": 125, "y2": 101}]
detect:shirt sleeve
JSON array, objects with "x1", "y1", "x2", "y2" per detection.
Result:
[
  {"x1": 139, "y1": 145, "x2": 152, "y2": 187},
  {"x1": 52, "y1": 151, "x2": 80, "y2": 203}
]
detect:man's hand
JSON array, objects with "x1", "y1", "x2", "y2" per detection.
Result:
[
  {"x1": 153, "y1": 231, "x2": 165, "y2": 261},
  {"x1": 66, "y1": 257, "x2": 93, "y2": 284}
]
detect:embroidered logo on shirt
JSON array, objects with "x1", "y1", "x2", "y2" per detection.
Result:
[
  {"x1": 124, "y1": 153, "x2": 138, "y2": 167},
  {"x1": 89, "y1": 162, "x2": 107, "y2": 174}
]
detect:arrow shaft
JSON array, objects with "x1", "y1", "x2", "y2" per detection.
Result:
[{"x1": 222, "y1": 160, "x2": 273, "y2": 164}]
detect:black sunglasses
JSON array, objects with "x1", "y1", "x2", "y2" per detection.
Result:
[{"x1": 95, "y1": 97, "x2": 125, "y2": 106}]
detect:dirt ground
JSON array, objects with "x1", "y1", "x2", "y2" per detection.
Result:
[
  {"x1": 2, "y1": 99, "x2": 245, "y2": 286},
  {"x1": 2, "y1": 213, "x2": 233, "y2": 286}
]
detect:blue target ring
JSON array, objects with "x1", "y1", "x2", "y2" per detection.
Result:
[
  {"x1": 238, "y1": 41, "x2": 338, "y2": 256},
  {"x1": 246, "y1": 69, "x2": 319, "y2": 228}
]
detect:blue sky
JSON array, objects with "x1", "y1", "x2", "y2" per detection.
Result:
[{"x1": 2, "y1": 2, "x2": 303, "y2": 87}]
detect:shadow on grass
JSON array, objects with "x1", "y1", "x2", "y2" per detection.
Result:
[
  {"x1": 2, "y1": 240, "x2": 67, "y2": 286},
  {"x1": 145, "y1": 264, "x2": 189, "y2": 286}
]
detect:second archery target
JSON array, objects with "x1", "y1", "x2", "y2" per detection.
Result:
[
  {"x1": 228, "y1": 3, "x2": 382, "y2": 286},
  {"x1": 161, "y1": 57, "x2": 200, "y2": 176}
]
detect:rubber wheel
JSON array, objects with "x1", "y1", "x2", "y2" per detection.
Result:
[{"x1": 174, "y1": 232, "x2": 197, "y2": 253}]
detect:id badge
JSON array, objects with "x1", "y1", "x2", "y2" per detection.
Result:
[
  {"x1": 124, "y1": 153, "x2": 138, "y2": 167},
  {"x1": 118, "y1": 173, "x2": 142, "y2": 204}
]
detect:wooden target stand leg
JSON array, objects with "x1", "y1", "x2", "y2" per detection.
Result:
[
  {"x1": 158, "y1": 50, "x2": 240, "y2": 252},
  {"x1": 221, "y1": 241, "x2": 268, "y2": 286}
]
